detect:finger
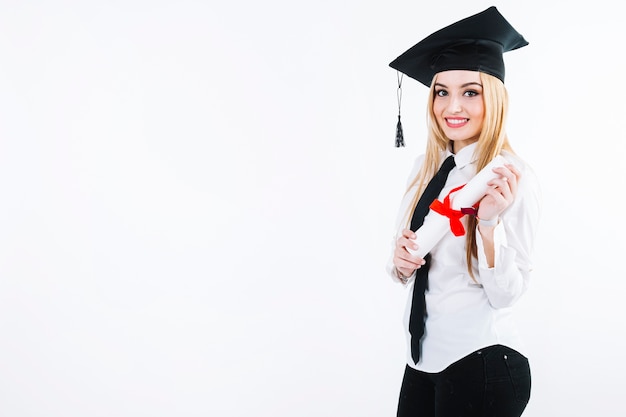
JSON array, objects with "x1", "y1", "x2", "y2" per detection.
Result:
[
  {"x1": 488, "y1": 177, "x2": 511, "y2": 193},
  {"x1": 485, "y1": 182, "x2": 514, "y2": 209},
  {"x1": 401, "y1": 228, "x2": 416, "y2": 240},
  {"x1": 505, "y1": 163, "x2": 522, "y2": 182},
  {"x1": 492, "y1": 165, "x2": 514, "y2": 182},
  {"x1": 504, "y1": 164, "x2": 520, "y2": 195},
  {"x1": 396, "y1": 236, "x2": 417, "y2": 252},
  {"x1": 492, "y1": 171, "x2": 517, "y2": 202},
  {"x1": 483, "y1": 187, "x2": 509, "y2": 209},
  {"x1": 497, "y1": 180, "x2": 514, "y2": 200},
  {"x1": 393, "y1": 254, "x2": 424, "y2": 271},
  {"x1": 398, "y1": 229, "x2": 418, "y2": 250},
  {"x1": 394, "y1": 244, "x2": 426, "y2": 265},
  {"x1": 497, "y1": 183, "x2": 514, "y2": 203},
  {"x1": 496, "y1": 164, "x2": 520, "y2": 188}
]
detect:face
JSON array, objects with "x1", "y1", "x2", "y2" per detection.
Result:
[{"x1": 432, "y1": 70, "x2": 485, "y2": 153}]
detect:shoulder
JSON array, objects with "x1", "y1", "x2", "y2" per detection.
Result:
[
  {"x1": 407, "y1": 150, "x2": 448, "y2": 179},
  {"x1": 405, "y1": 154, "x2": 427, "y2": 187},
  {"x1": 411, "y1": 153, "x2": 426, "y2": 171},
  {"x1": 501, "y1": 151, "x2": 539, "y2": 184},
  {"x1": 501, "y1": 150, "x2": 528, "y2": 171},
  {"x1": 405, "y1": 150, "x2": 449, "y2": 188}
]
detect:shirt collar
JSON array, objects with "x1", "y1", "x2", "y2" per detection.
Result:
[{"x1": 446, "y1": 142, "x2": 478, "y2": 170}]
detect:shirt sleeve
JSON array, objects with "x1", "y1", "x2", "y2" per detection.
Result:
[
  {"x1": 474, "y1": 159, "x2": 542, "y2": 308},
  {"x1": 385, "y1": 155, "x2": 425, "y2": 285}
]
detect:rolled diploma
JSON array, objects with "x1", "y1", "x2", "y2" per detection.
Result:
[{"x1": 407, "y1": 155, "x2": 508, "y2": 258}]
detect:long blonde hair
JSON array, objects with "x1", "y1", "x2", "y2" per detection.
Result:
[{"x1": 405, "y1": 72, "x2": 515, "y2": 278}]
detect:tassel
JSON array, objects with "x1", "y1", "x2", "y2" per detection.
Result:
[
  {"x1": 395, "y1": 72, "x2": 405, "y2": 147},
  {"x1": 395, "y1": 114, "x2": 405, "y2": 147}
]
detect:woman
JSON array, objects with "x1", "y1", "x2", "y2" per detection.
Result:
[{"x1": 386, "y1": 7, "x2": 541, "y2": 417}]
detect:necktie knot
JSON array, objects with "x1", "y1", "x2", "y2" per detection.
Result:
[{"x1": 439, "y1": 155, "x2": 456, "y2": 175}]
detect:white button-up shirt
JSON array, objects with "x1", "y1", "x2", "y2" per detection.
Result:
[{"x1": 387, "y1": 142, "x2": 542, "y2": 372}]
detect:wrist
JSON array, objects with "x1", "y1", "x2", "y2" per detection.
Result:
[
  {"x1": 396, "y1": 267, "x2": 413, "y2": 281},
  {"x1": 477, "y1": 216, "x2": 499, "y2": 227}
]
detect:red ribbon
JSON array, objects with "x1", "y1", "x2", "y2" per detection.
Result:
[{"x1": 429, "y1": 184, "x2": 478, "y2": 237}]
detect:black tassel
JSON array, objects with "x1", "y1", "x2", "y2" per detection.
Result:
[
  {"x1": 395, "y1": 72, "x2": 405, "y2": 147},
  {"x1": 395, "y1": 114, "x2": 405, "y2": 147}
]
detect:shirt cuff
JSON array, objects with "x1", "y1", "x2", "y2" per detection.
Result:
[{"x1": 392, "y1": 266, "x2": 415, "y2": 285}]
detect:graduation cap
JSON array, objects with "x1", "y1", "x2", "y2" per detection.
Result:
[{"x1": 389, "y1": 6, "x2": 528, "y2": 147}]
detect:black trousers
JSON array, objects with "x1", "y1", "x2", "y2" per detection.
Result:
[{"x1": 397, "y1": 345, "x2": 531, "y2": 417}]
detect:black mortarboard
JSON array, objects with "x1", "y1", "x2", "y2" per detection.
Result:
[
  {"x1": 390, "y1": 6, "x2": 528, "y2": 87},
  {"x1": 389, "y1": 6, "x2": 528, "y2": 146}
]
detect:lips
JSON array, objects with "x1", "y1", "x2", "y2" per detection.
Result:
[{"x1": 445, "y1": 118, "x2": 469, "y2": 128}]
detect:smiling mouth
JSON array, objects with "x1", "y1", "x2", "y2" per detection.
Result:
[{"x1": 445, "y1": 118, "x2": 469, "y2": 127}]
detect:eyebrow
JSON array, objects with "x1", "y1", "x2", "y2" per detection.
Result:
[{"x1": 434, "y1": 82, "x2": 483, "y2": 89}]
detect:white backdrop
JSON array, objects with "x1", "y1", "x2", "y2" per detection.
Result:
[{"x1": 0, "y1": 1, "x2": 624, "y2": 416}]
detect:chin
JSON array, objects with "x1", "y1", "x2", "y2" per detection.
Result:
[
  {"x1": 448, "y1": 132, "x2": 479, "y2": 142},
  {"x1": 448, "y1": 135, "x2": 470, "y2": 142}
]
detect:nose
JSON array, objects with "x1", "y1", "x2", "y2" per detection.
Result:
[{"x1": 447, "y1": 96, "x2": 462, "y2": 113}]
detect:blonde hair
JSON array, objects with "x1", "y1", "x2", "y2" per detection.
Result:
[{"x1": 405, "y1": 72, "x2": 515, "y2": 278}]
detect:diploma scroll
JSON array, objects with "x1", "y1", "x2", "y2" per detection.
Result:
[{"x1": 407, "y1": 155, "x2": 508, "y2": 258}]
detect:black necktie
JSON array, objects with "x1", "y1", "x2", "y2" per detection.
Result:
[{"x1": 408, "y1": 155, "x2": 456, "y2": 364}]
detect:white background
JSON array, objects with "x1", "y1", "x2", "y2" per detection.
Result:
[{"x1": 0, "y1": 1, "x2": 624, "y2": 416}]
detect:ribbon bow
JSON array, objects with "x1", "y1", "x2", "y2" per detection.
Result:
[{"x1": 429, "y1": 184, "x2": 479, "y2": 237}]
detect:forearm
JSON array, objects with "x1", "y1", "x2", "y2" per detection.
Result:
[{"x1": 477, "y1": 220, "x2": 498, "y2": 267}]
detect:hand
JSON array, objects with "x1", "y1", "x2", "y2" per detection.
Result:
[
  {"x1": 393, "y1": 229, "x2": 427, "y2": 278},
  {"x1": 477, "y1": 163, "x2": 521, "y2": 222}
]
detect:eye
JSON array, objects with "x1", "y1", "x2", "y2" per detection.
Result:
[
  {"x1": 435, "y1": 89, "x2": 448, "y2": 97},
  {"x1": 464, "y1": 90, "x2": 479, "y2": 97}
]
